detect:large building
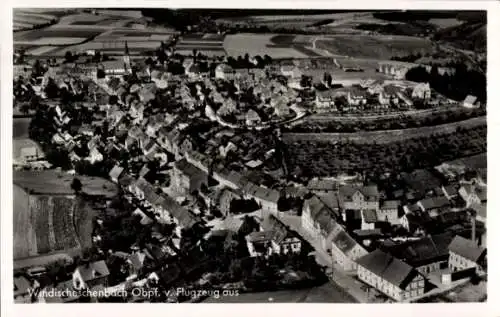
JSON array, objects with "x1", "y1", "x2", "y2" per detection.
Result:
[{"x1": 356, "y1": 249, "x2": 425, "y2": 302}]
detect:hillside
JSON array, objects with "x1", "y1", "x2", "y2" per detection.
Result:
[{"x1": 433, "y1": 22, "x2": 486, "y2": 52}]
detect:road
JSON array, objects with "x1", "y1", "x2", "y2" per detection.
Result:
[{"x1": 259, "y1": 210, "x2": 382, "y2": 303}]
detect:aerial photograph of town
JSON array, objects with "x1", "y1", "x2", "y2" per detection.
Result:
[{"x1": 12, "y1": 8, "x2": 487, "y2": 303}]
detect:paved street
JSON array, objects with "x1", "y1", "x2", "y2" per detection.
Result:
[{"x1": 261, "y1": 210, "x2": 383, "y2": 303}]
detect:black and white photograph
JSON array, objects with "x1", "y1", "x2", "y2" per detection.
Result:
[{"x1": 8, "y1": 6, "x2": 491, "y2": 306}]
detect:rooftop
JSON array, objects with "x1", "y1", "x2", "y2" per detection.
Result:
[
  {"x1": 448, "y1": 235, "x2": 486, "y2": 263},
  {"x1": 357, "y1": 249, "x2": 418, "y2": 289}
]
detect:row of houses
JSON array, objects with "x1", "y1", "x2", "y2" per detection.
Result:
[{"x1": 314, "y1": 81, "x2": 431, "y2": 110}]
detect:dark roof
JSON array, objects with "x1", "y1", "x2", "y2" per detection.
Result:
[
  {"x1": 75, "y1": 260, "x2": 110, "y2": 282},
  {"x1": 158, "y1": 195, "x2": 200, "y2": 228},
  {"x1": 332, "y1": 230, "x2": 357, "y2": 253},
  {"x1": 305, "y1": 195, "x2": 340, "y2": 234},
  {"x1": 363, "y1": 209, "x2": 378, "y2": 223},
  {"x1": 317, "y1": 193, "x2": 340, "y2": 211},
  {"x1": 175, "y1": 159, "x2": 207, "y2": 179},
  {"x1": 262, "y1": 214, "x2": 295, "y2": 244},
  {"x1": 448, "y1": 235, "x2": 486, "y2": 263},
  {"x1": 419, "y1": 196, "x2": 450, "y2": 210},
  {"x1": 443, "y1": 185, "x2": 459, "y2": 197},
  {"x1": 339, "y1": 185, "x2": 378, "y2": 202},
  {"x1": 357, "y1": 249, "x2": 418, "y2": 289},
  {"x1": 381, "y1": 200, "x2": 400, "y2": 210},
  {"x1": 386, "y1": 233, "x2": 454, "y2": 267}
]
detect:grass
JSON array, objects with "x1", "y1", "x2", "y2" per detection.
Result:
[
  {"x1": 14, "y1": 170, "x2": 118, "y2": 198},
  {"x1": 225, "y1": 34, "x2": 309, "y2": 59},
  {"x1": 317, "y1": 35, "x2": 434, "y2": 60},
  {"x1": 14, "y1": 28, "x2": 103, "y2": 41}
]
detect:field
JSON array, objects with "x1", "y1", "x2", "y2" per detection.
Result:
[
  {"x1": 13, "y1": 8, "x2": 65, "y2": 31},
  {"x1": 316, "y1": 35, "x2": 435, "y2": 60},
  {"x1": 282, "y1": 116, "x2": 486, "y2": 144},
  {"x1": 15, "y1": 9, "x2": 175, "y2": 56},
  {"x1": 224, "y1": 34, "x2": 313, "y2": 59},
  {"x1": 14, "y1": 170, "x2": 118, "y2": 198},
  {"x1": 14, "y1": 187, "x2": 80, "y2": 260}
]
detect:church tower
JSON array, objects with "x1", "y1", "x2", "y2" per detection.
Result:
[{"x1": 123, "y1": 41, "x2": 131, "y2": 73}]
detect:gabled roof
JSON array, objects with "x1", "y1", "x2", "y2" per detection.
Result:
[
  {"x1": 75, "y1": 260, "x2": 110, "y2": 282},
  {"x1": 386, "y1": 232, "x2": 454, "y2": 267},
  {"x1": 158, "y1": 195, "x2": 200, "y2": 228},
  {"x1": 448, "y1": 235, "x2": 486, "y2": 263},
  {"x1": 339, "y1": 185, "x2": 379, "y2": 201},
  {"x1": 262, "y1": 214, "x2": 295, "y2": 244},
  {"x1": 128, "y1": 252, "x2": 147, "y2": 271},
  {"x1": 381, "y1": 200, "x2": 400, "y2": 210},
  {"x1": 357, "y1": 249, "x2": 418, "y2": 289},
  {"x1": 419, "y1": 196, "x2": 450, "y2": 210}
]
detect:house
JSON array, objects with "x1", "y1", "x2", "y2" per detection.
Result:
[
  {"x1": 339, "y1": 185, "x2": 379, "y2": 221},
  {"x1": 72, "y1": 260, "x2": 110, "y2": 290},
  {"x1": 218, "y1": 189, "x2": 242, "y2": 216},
  {"x1": 127, "y1": 251, "x2": 148, "y2": 276},
  {"x1": 245, "y1": 109, "x2": 261, "y2": 126},
  {"x1": 245, "y1": 231, "x2": 274, "y2": 257},
  {"x1": 417, "y1": 196, "x2": 451, "y2": 216},
  {"x1": 280, "y1": 65, "x2": 302, "y2": 79},
  {"x1": 330, "y1": 225, "x2": 368, "y2": 272},
  {"x1": 361, "y1": 209, "x2": 378, "y2": 230},
  {"x1": 302, "y1": 195, "x2": 341, "y2": 251},
  {"x1": 400, "y1": 211, "x2": 434, "y2": 235},
  {"x1": 378, "y1": 62, "x2": 413, "y2": 80},
  {"x1": 412, "y1": 82, "x2": 431, "y2": 100},
  {"x1": 242, "y1": 182, "x2": 280, "y2": 213},
  {"x1": 356, "y1": 249, "x2": 425, "y2": 301},
  {"x1": 378, "y1": 200, "x2": 400, "y2": 225},
  {"x1": 109, "y1": 165, "x2": 124, "y2": 183},
  {"x1": 459, "y1": 184, "x2": 487, "y2": 208},
  {"x1": 215, "y1": 64, "x2": 235, "y2": 80},
  {"x1": 315, "y1": 90, "x2": 337, "y2": 109},
  {"x1": 383, "y1": 233, "x2": 454, "y2": 276},
  {"x1": 347, "y1": 87, "x2": 368, "y2": 106},
  {"x1": 100, "y1": 60, "x2": 128, "y2": 77},
  {"x1": 463, "y1": 95, "x2": 479, "y2": 108},
  {"x1": 156, "y1": 195, "x2": 201, "y2": 237},
  {"x1": 261, "y1": 214, "x2": 302, "y2": 255},
  {"x1": 442, "y1": 184, "x2": 459, "y2": 200},
  {"x1": 171, "y1": 158, "x2": 208, "y2": 195},
  {"x1": 448, "y1": 235, "x2": 486, "y2": 274},
  {"x1": 378, "y1": 85, "x2": 400, "y2": 106}
]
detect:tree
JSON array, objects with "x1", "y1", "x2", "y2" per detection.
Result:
[
  {"x1": 64, "y1": 51, "x2": 74, "y2": 63},
  {"x1": 71, "y1": 178, "x2": 83, "y2": 194}
]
